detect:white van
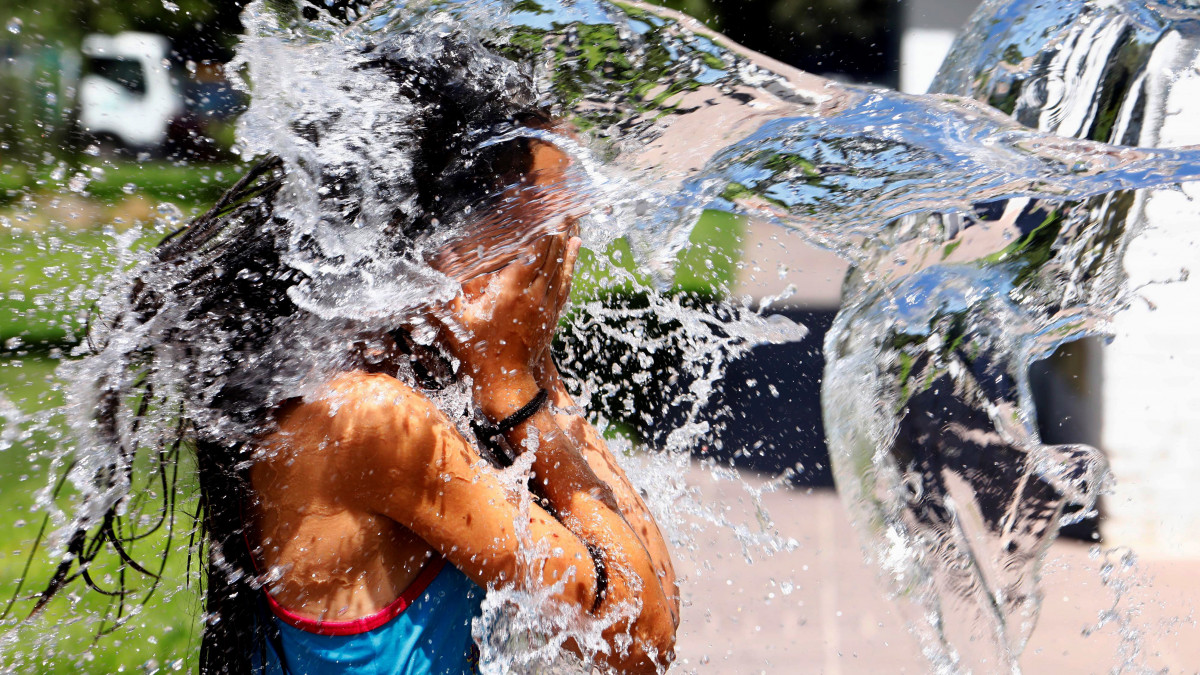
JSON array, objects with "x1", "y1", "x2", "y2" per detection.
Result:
[{"x1": 78, "y1": 32, "x2": 184, "y2": 150}]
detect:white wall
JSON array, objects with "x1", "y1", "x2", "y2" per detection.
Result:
[
  {"x1": 900, "y1": 0, "x2": 983, "y2": 93},
  {"x1": 1099, "y1": 47, "x2": 1200, "y2": 557}
]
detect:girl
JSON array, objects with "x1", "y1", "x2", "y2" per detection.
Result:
[{"x1": 38, "y1": 24, "x2": 678, "y2": 675}]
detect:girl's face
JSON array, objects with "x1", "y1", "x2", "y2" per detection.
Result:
[{"x1": 430, "y1": 138, "x2": 582, "y2": 282}]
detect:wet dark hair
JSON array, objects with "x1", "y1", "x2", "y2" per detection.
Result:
[{"x1": 23, "y1": 26, "x2": 550, "y2": 675}]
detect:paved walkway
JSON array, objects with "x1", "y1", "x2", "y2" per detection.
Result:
[{"x1": 672, "y1": 465, "x2": 1200, "y2": 673}]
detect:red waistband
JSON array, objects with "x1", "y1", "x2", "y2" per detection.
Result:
[{"x1": 266, "y1": 556, "x2": 447, "y2": 637}]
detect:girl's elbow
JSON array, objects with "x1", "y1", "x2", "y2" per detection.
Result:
[
  {"x1": 588, "y1": 542, "x2": 678, "y2": 671},
  {"x1": 611, "y1": 628, "x2": 676, "y2": 675},
  {"x1": 639, "y1": 594, "x2": 679, "y2": 671},
  {"x1": 605, "y1": 589, "x2": 678, "y2": 673}
]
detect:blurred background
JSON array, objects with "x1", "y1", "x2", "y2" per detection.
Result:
[
  {"x1": 10, "y1": 1, "x2": 1200, "y2": 673},
  {"x1": 0, "y1": 0, "x2": 971, "y2": 180},
  {"x1": 0, "y1": 0, "x2": 971, "y2": 478}
]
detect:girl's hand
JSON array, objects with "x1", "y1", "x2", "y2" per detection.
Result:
[{"x1": 440, "y1": 231, "x2": 581, "y2": 393}]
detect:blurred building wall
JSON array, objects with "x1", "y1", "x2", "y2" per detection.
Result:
[
  {"x1": 900, "y1": 0, "x2": 982, "y2": 93},
  {"x1": 1099, "y1": 47, "x2": 1200, "y2": 557}
]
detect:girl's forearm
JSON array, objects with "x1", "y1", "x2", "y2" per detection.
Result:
[
  {"x1": 471, "y1": 369, "x2": 616, "y2": 510},
  {"x1": 535, "y1": 356, "x2": 680, "y2": 621},
  {"x1": 505, "y1": 406, "x2": 677, "y2": 671},
  {"x1": 473, "y1": 365, "x2": 677, "y2": 669}
]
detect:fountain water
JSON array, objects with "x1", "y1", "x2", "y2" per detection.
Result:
[
  {"x1": 826, "y1": 1, "x2": 1200, "y2": 671},
  {"x1": 2, "y1": 0, "x2": 1200, "y2": 672}
]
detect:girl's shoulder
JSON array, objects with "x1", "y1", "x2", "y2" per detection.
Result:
[
  {"x1": 256, "y1": 371, "x2": 453, "y2": 493},
  {"x1": 324, "y1": 370, "x2": 423, "y2": 402},
  {"x1": 286, "y1": 371, "x2": 429, "y2": 416},
  {"x1": 267, "y1": 371, "x2": 441, "y2": 452}
]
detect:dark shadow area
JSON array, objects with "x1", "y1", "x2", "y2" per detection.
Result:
[
  {"x1": 556, "y1": 299, "x2": 837, "y2": 486},
  {"x1": 659, "y1": 0, "x2": 904, "y2": 87},
  {"x1": 697, "y1": 308, "x2": 838, "y2": 486},
  {"x1": 1029, "y1": 339, "x2": 1104, "y2": 542},
  {"x1": 896, "y1": 370, "x2": 1069, "y2": 560}
]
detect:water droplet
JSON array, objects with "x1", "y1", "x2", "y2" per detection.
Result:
[
  {"x1": 162, "y1": 0, "x2": 180, "y2": 12},
  {"x1": 155, "y1": 202, "x2": 185, "y2": 228},
  {"x1": 122, "y1": 183, "x2": 137, "y2": 195},
  {"x1": 6, "y1": 18, "x2": 22, "y2": 34},
  {"x1": 67, "y1": 172, "x2": 90, "y2": 193}
]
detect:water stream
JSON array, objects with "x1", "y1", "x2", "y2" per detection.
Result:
[
  {"x1": 826, "y1": 1, "x2": 1200, "y2": 671},
  {"x1": 3, "y1": 0, "x2": 1200, "y2": 672}
]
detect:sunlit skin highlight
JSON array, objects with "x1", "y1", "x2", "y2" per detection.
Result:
[{"x1": 250, "y1": 140, "x2": 679, "y2": 673}]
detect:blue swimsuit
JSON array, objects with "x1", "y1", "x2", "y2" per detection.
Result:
[{"x1": 259, "y1": 557, "x2": 484, "y2": 675}]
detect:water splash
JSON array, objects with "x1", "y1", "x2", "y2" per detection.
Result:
[
  {"x1": 5, "y1": 0, "x2": 1200, "y2": 671},
  {"x1": 825, "y1": 0, "x2": 1200, "y2": 671}
]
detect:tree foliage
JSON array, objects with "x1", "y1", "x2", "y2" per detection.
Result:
[{"x1": 2, "y1": 1, "x2": 243, "y2": 59}]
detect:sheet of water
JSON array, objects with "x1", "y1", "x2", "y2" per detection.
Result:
[{"x1": 3, "y1": 0, "x2": 1200, "y2": 672}]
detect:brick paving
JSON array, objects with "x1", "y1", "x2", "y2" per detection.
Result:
[{"x1": 671, "y1": 465, "x2": 1200, "y2": 674}]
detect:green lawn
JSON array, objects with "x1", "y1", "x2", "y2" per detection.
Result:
[
  {"x1": 0, "y1": 229, "x2": 121, "y2": 345},
  {"x1": 0, "y1": 354, "x2": 202, "y2": 673},
  {"x1": 2, "y1": 161, "x2": 246, "y2": 207},
  {"x1": 0, "y1": 158, "x2": 244, "y2": 346},
  {"x1": 567, "y1": 209, "x2": 745, "y2": 300},
  {"x1": 0, "y1": 148, "x2": 231, "y2": 671},
  {"x1": 0, "y1": 204, "x2": 745, "y2": 346},
  {"x1": 671, "y1": 209, "x2": 744, "y2": 295}
]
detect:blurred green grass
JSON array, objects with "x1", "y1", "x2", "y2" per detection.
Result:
[
  {"x1": 570, "y1": 209, "x2": 744, "y2": 300},
  {"x1": 0, "y1": 187, "x2": 744, "y2": 346},
  {"x1": 0, "y1": 229, "x2": 120, "y2": 346},
  {"x1": 0, "y1": 159, "x2": 243, "y2": 345},
  {"x1": 0, "y1": 354, "x2": 202, "y2": 673},
  {"x1": 0, "y1": 161, "x2": 229, "y2": 670},
  {"x1": 1, "y1": 161, "x2": 246, "y2": 207}
]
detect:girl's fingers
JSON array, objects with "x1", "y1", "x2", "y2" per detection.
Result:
[
  {"x1": 517, "y1": 232, "x2": 553, "y2": 279},
  {"x1": 555, "y1": 237, "x2": 582, "y2": 310},
  {"x1": 554, "y1": 218, "x2": 582, "y2": 309},
  {"x1": 504, "y1": 230, "x2": 550, "y2": 287},
  {"x1": 563, "y1": 236, "x2": 581, "y2": 279},
  {"x1": 432, "y1": 302, "x2": 468, "y2": 349},
  {"x1": 531, "y1": 233, "x2": 565, "y2": 298},
  {"x1": 542, "y1": 234, "x2": 567, "y2": 291},
  {"x1": 460, "y1": 273, "x2": 490, "y2": 300},
  {"x1": 545, "y1": 232, "x2": 566, "y2": 275}
]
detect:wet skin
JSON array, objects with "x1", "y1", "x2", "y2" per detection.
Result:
[{"x1": 250, "y1": 142, "x2": 679, "y2": 673}]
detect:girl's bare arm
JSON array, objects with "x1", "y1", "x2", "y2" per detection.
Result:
[
  {"x1": 472, "y1": 367, "x2": 678, "y2": 660},
  {"x1": 429, "y1": 214, "x2": 678, "y2": 669},
  {"x1": 305, "y1": 372, "x2": 675, "y2": 673},
  {"x1": 533, "y1": 353, "x2": 679, "y2": 620}
]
